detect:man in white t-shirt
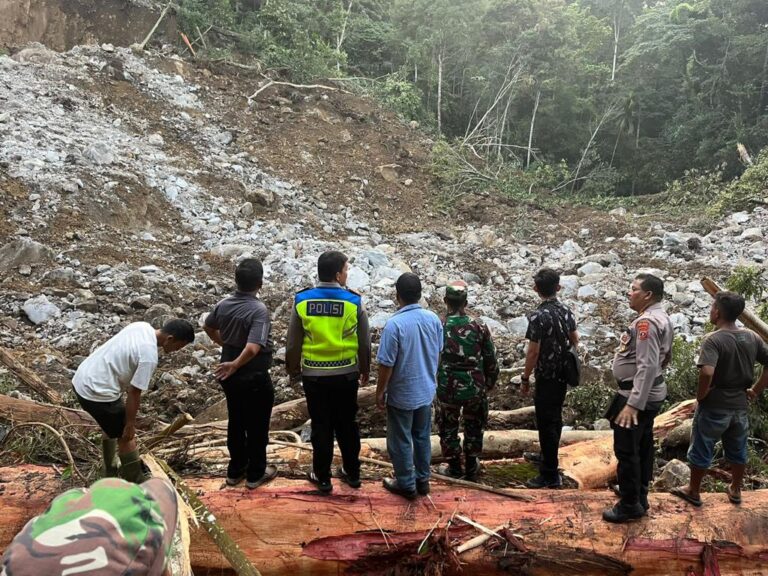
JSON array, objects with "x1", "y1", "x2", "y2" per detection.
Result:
[{"x1": 73, "y1": 319, "x2": 195, "y2": 482}]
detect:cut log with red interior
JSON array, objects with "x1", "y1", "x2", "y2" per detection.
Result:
[
  {"x1": 1, "y1": 466, "x2": 766, "y2": 576},
  {"x1": 560, "y1": 399, "x2": 696, "y2": 488}
]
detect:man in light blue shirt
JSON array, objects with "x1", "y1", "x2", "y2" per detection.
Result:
[{"x1": 376, "y1": 273, "x2": 443, "y2": 499}]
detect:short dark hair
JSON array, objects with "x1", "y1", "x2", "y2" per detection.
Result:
[
  {"x1": 635, "y1": 273, "x2": 664, "y2": 301},
  {"x1": 161, "y1": 319, "x2": 195, "y2": 343},
  {"x1": 396, "y1": 273, "x2": 422, "y2": 305},
  {"x1": 534, "y1": 268, "x2": 560, "y2": 297},
  {"x1": 714, "y1": 291, "x2": 745, "y2": 322},
  {"x1": 235, "y1": 258, "x2": 263, "y2": 292},
  {"x1": 318, "y1": 251, "x2": 348, "y2": 282}
]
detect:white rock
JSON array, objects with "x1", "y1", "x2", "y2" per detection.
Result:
[
  {"x1": 0, "y1": 238, "x2": 52, "y2": 271},
  {"x1": 479, "y1": 316, "x2": 508, "y2": 334},
  {"x1": 729, "y1": 211, "x2": 750, "y2": 225},
  {"x1": 559, "y1": 275, "x2": 579, "y2": 297},
  {"x1": 346, "y1": 267, "x2": 370, "y2": 291},
  {"x1": 740, "y1": 227, "x2": 763, "y2": 241},
  {"x1": 22, "y1": 295, "x2": 62, "y2": 325},
  {"x1": 148, "y1": 133, "x2": 164, "y2": 146},
  {"x1": 577, "y1": 285, "x2": 598, "y2": 299},
  {"x1": 507, "y1": 316, "x2": 529, "y2": 337},
  {"x1": 652, "y1": 459, "x2": 690, "y2": 490},
  {"x1": 577, "y1": 262, "x2": 603, "y2": 276},
  {"x1": 609, "y1": 207, "x2": 627, "y2": 217}
]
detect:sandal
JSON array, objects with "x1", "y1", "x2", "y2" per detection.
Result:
[
  {"x1": 726, "y1": 486, "x2": 742, "y2": 505},
  {"x1": 670, "y1": 487, "x2": 702, "y2": 507}
]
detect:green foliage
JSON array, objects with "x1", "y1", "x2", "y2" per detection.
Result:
[
  {"x1": 660, "y1": 166, "x2": 726, "y2": 208},
  {"x1": 566, "y1": 381, "x2": 614, "y2": 426},
  {"x1": 663, "y1": 336, "x2": 700, "y2": 410},
  {"x1": 749, "y1": 393, "x2": 768, "y2": 442},
  {"x1": 0, "y1": 373, "x2": 15, "y2": 395},
  {"x1": 725, "y1": 266, "x2": 766, "y2": 301},
  {"x1": 711, "y1": 148, "x2": 768, "y2": 214}
]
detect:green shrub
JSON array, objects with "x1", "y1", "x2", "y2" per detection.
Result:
[
  {"x1": 725, "y1": 266, "x2": 766, "y2": 302},
  {"x1": 711, "y1": 148, "x2": 768, "y2": 215},
  {"x1": 662, "y1": 336, "x2": 699, "y2": 411},
  {"x1": 566, "y1": 381, "x2": 614, "y2": 426},
  {"x1": 661, "y1": 165, "x2": 726, "y2": 208}
]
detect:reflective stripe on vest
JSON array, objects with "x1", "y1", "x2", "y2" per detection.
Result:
[{"x1": 295, "y1": 287, "x2": 361, "y2": 370}]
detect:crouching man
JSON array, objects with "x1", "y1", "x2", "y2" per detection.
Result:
[{"x1": 73, "y1": 319, "x2": 194, "y2": 482}]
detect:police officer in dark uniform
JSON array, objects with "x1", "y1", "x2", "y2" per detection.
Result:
[{"x1": 603, "y1": 273, "x2": 673, "y2": 523}]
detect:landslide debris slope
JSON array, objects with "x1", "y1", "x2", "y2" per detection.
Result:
[{"x1": 0, "y1": 42, "x2": 765, "y2": 427}]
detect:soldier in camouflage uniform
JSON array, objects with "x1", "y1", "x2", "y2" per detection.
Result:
[
  {"x1": 1, "y1": 477, "x2": 177, "y2": 576},
  {"x1": 436, "y1": 280, "x2": 499, "y2": 480}
]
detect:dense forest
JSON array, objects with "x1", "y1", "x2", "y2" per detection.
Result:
[{"x1": 179, "y1": 0, "x2": 768, "y2": 206}]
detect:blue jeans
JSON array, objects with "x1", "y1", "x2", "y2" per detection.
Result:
[
  {"x1": 687, "y1": 407, "x2": 749, "y2": 469},
  {"x1": 386, "y1": 404, "x2": 432, "y2": 491}
]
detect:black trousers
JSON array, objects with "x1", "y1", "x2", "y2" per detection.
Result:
[
  {"x1": 612, "y1": 404, "x2": 659, "y2": 507},
  {"x1": 221, "y1": 372, "x2": 274, "y2": 482},
  {"x1": 303, "y1": 373, "x2": 361, "y2": 482},
  {"x1": 534, "y1": 379, "x2": 567, "y2": 481}
]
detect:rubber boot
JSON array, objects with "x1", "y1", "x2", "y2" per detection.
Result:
[
  {"x1": 102, "y1": 438, "x2": 119, "y2": 478},
  {"x1": 119, "y1": 450, "x2": 150, "y2": 483},
  {"x1": 438, "y1": 457, "x2": 463, "y2": 479},
  {"x1": 464, "y1": 456, "x2": 480, "y2": 481}
]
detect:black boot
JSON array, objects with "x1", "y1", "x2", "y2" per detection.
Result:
[
  {"x1": 464, "y1": 456, "x2": 479, "y2": 481},
  {"x1": 437, "y1": 457, "x2": 463, "y2": 478}
]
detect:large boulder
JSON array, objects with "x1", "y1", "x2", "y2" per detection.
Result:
[
  {"x1": 652, "y1": 459, "x2": 691, "y2": 490},
  {"x1": 0, "y1": 238, "x2": 52, "y2": 272}
]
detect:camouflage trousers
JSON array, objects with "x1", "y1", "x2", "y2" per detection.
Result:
[{"x1": 436, "y1": 394, "x2": 489, "y2": 459}]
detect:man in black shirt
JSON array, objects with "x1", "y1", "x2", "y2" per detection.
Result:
[
  {"x1": 204, "y1": 258, "x2": 277, "y2": 489},
  {"x1": 671, "y1": 291, "x2": 768, "y2": 507},
  {"x1": 521, "y1": 268, "x2": 578, "y2": 488}
]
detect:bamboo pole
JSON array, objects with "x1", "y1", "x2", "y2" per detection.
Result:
[
  {"x1": 144, "y1": 413, "x2": 194, "y2": 451},
  {"x1": 136, "y1": 0, "x2": 173, "y2": 52},
  {"x1": 154, "y1": 458, "x2": 262, "y2": 576}
]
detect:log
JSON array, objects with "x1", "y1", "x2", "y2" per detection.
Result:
[
  {"x1": 0, "y1": 393, "x2": 96, "y2": 429},
  {"x1": 361, "y1": 429, "x2": 611, "y2": 461},
  {"x1": 2, "y1": 466, "x2": 767, "y2": 576},
  {"x1": 487, "y1": 406, "x2": 536, "y2": 428},
  {"x1": 195, "y1": 386, "x2": 378, "y2": 427},
  {"x1": 0, "y1": 348, "x2": 63, "y2": 404},
  {"x1": 701, "y1": 276, "x2": 768, "y2": 342},
  {"x1": 559, "y1": 400, "x2": 696, "y2": 488}
]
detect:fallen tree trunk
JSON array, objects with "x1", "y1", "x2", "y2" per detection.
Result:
[
  {"x1": 560, "y1": 399, "x2": 696, "y2": 488},
  {"x1": 160, "y1": 428, "x2": 611, "y2": 466},
  {"x1": 487, "y1": 406, "x2": 536, "y2": 428},
  {"x1": 196, "y1": 386, "x2": 378, "y2": 427},
  {"x1": 0, "y1": 393, "x2": 96, "y2": 429},
  {"x1": 361, "y1": 429, "x2": 610, "y2": 461},
  {"x1": 0, "y1": 348, "x2": 63, "y2": 404},
  {"x1": 1, "y1": 466, "x2": 766, "y2": 576},
  {"x1": 702, "y1": 276, "x2": 768, "y2": 341}
]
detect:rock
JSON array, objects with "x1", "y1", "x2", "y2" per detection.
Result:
[
  {"x1": 112, "y1": 303, "x2": 131, "y2": 315},
  {"x1": 346, "y1": 267, "x2": 370, "y2": 291},
  {"x1": 609, "y1": 207, "x2": 627, "y2": 217},
  {"x1": 585, "y1": 253, "x2": 620, "y2": 266},
  {"x1": 507, "y1": 316, "x2": 529, "y2": 337},
  {"x1": 11, "y1": 44, "x2": 57, "y2": 64},
  {"x1": 145, "y1": 304, "x2": 173, "y2": 323},
  {"x1": 663, "y1": 232, "x2": 684, "y2": 248},
  {"x1": 83, "y1": 142, "x2": 115, "y2": 165},
  {"x1": 479, "y1": 316, "x2": 508, "y2": 334},
  {"x1": 669, "y1": 312, "x2": 690, "y2": 334},
  {"x1": 208, "y1": 244, "x2": 257, "y2": 259},
  {"x1": 740, "y1": 227, "x2": 763, "y2": 241},
  {"x1": 131, "y1": 296, "x2": 151, "y2": 310},
  {"x1": 652, "y1": 459, "x2": 690, "y2": 490},
  {"x1": 44, "y1": 267, "x2": 79, "y2": 287},
  {"x1": 0, "y1": 238, "x2": 52, "y2": 271},
  {"x1": 22, "y1": 295, "x2": 61, "y2": 325},
  {"x1": 593, "y1": 418, "x2": 611, "y2": 431},
  {"x1": 124, "y1": 271, "x2": 146, "y2": 288},
  {"x1": 462, "y1": 272, "x2": 482, "y2": 285},
  {"x1": 577, "y1": 262, "x2": 604, "y2": 276},
  {"x1": 215, "y1": 131, "x2": 233, "y2": 146},
  {"x1": 362, "y1": 250, "x2": 390, "y2": 268},
  {"x1": 559, "y1": 239, "x2": 584, "y2": 256},
  {"x1": 240, "y1": 202, "x2": 254, "y2": 217},
  {"x1": 369, "y1": 311, "x2": 392, "y2": 329},
  {"x1": 148, "y1": 133, "x2": 164, "y2": 146},
  {"x1": 246, "y1": 188, "x2": 275, "y2": 207},
  {"x1": 577, "y1": 285, "x2": 598, "y2": 299},
  {"x1": 729, "y1": 211, "x2": 750, "y2": 225},
  {"x1": 559, "y1": 275, "x2": 579, "y2": 297},
  {"x1": 18, "y1": 265, "x2": 32, "y2": 276}
]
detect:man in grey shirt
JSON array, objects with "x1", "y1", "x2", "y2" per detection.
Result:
[
  {"x1": 672, "y1": 291, "x2": 768, "y2": 507},
  {"x1": 204, "y1": 258, "x2": 277, "y2": 489}
]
